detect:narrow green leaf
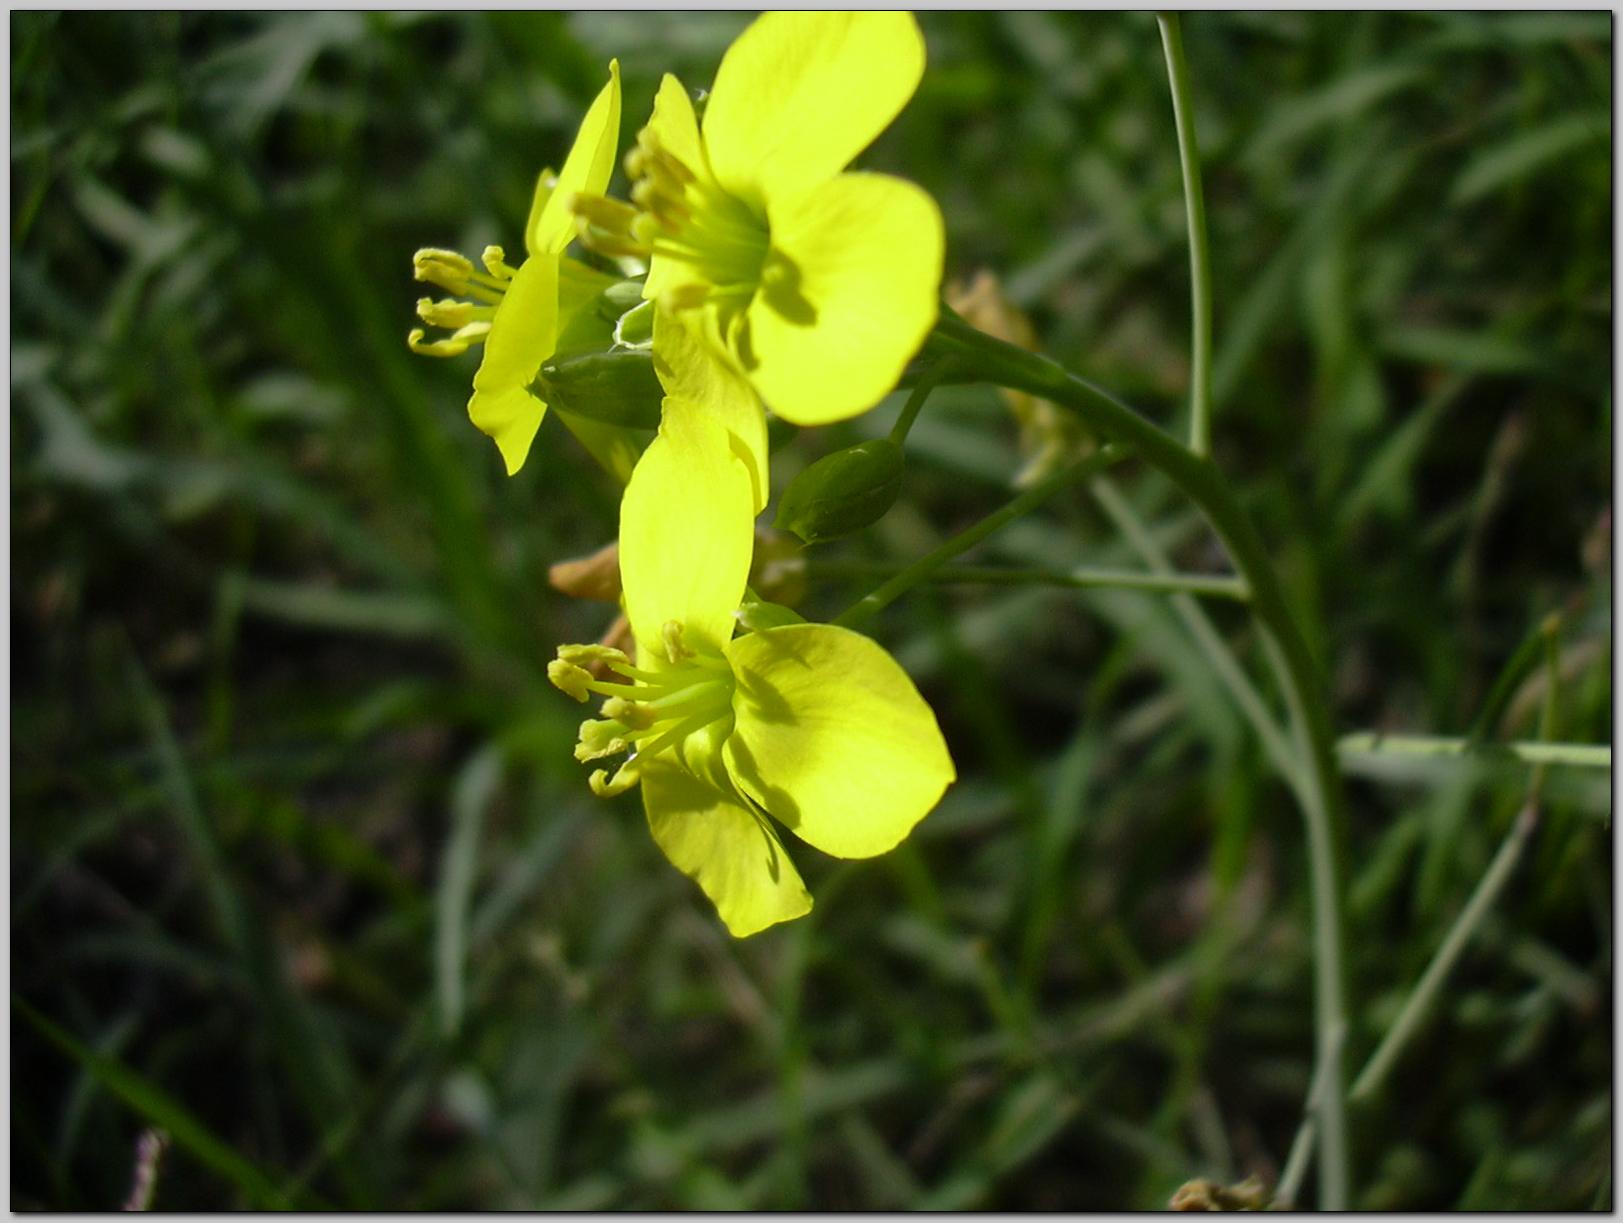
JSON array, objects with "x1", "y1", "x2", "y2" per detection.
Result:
[
  {"x1": 437, "y1": 746, "x2": 503, "y2": 1038},
  {"x1": 15, "y1": 997, "x2": 299, "y2": 1210},
  {"x1": 1452, "y1": 114, "x2": 1606, "y2": 204}
]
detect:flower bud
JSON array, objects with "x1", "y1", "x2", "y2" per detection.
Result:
[
  {"x1": 774, "y1": 438, "x2": 905, "y2": 545},
  {"x1": 536, "y1": 349, "x2": 662, "y2": 430}
]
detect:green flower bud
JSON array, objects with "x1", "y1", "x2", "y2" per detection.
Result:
[
  {"x1": 537, "y1": 349, "x2": 662, "y2": 430},
  {"x1": 774, "y1": 438, "x2": 905, "y2": 545},
  {"x1": 597, "y1": 277, "x2": 648, "y2": 321}
]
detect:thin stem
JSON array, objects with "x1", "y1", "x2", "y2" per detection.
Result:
[
  {"x1": 1278, "y1": 618, "x2": 1566, "y2": 1207},
  {"x1": 1275, "y1": 1061, "x2": 1326, "y2": 1206},
  {"x1": 1355, "y1": 805, "x2": 1539, "y2": 1096},
  {"x1": 1337, "y1": 734, "x2": 1609, "y2": 771},
  {"x1": 813, "y1": 559, "x2": 1248, "y2": 602},
  {"x1": 1158, "y1": 12, "x2": 1215, "y2": 458},
  {"x1": 890, "y1": 357, "x2": 955, "y2": 446},
  {"x1": 1265, "y1": 628, "x2": 1349, "y2": 1208},
  {"x1": 833, "y1": 444, "x2": 1133, "y2": 628},
  {"x1": 933, "y1": 314, "x2": 1351, "y2": 1209}
]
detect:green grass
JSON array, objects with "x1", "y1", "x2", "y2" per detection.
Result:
[{"x1": 11, "y1": 11, "x2": 1611, "y2": 1210}]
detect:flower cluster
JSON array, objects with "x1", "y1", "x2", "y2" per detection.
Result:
[{"x1": 409, "y1": 12, "x2": 954, "y2": 937}]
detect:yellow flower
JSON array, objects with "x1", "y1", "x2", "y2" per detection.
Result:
[
  {"x1": 574, "y1": 12, "x2": 944, "y2": 428},
  {"x1": 410, "y1": 61, "x2": 622, "y2": 475},
  {"x1": 548, "y1": 408, "x2": 955, "y2": 937}
]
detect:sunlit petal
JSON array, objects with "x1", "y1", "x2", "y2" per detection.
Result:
[
  {"x1": 723, "y1": 623, "x2": 955, "y2": 858},
  {"x1": 703, "y1": 11, "x2": 926, "y2": 204}
]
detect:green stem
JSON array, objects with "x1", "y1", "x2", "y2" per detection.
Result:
[
  {"x1": 890, "y1": 357, "x2": 955, "y2": 446},
  {"x1": 1277, "y1": 619, "x2": 1567, "y2": 1207},
  {"x1": 932, "y1": 314, "x2": 1351, "y2": 1209},
  {"x1": 1337, "y1": 734, "x2": 1608, "y2": 771},
  {"x1": 1157, "y1": 12, "x2": 1215, "y2": 458},
  {"x1": 833, "y1": 444, "x2": 1133, "y2": 628},
  {"x1": 814, "y1": 560, "x2": 1248, "y2": 602}
]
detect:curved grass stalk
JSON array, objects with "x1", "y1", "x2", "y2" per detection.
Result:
[{"x1": 928, "y1": 314, "x2": 1352, "y2": 1209}]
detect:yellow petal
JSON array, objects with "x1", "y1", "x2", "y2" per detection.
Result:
[
  {"x1": 640, "y1": 74, "x2": 707, "y2": 303},
  {"x1": 653, "y1": 309, "x2": 769, "y2": 512},
  {"x1": 530, "y1": 59, "x2": 622, "y2": 256},
  {"x1": 722, "y1": 623, "x2": 955, "y2": 859},
  {"x1": 522, "y1": 165, "x2": 557, "y2": 261},
  {"x1": 619, "y1": 404, "x2": 754, "y2": 656},
  {"x1": 738, "y1": 172, "x2": 942, "y2": 425},
  {"x1": 703, "y1": 11, "x2": 926, "y2": 204},
  {"x1": 468, "y1": 256, "x2": 559, "y2": 474},
  {"x1": 642, "y1": 762, "x2": 812, "y2": 938}
]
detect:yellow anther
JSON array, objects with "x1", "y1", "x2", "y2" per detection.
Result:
[
  {"x1": 415, "y1": 297, "x2": 476, "y2": 329},
  {"x1": 630, "y1": 179, "x2": 689, "y2": 229},
  {"x1": 407, "y1": 324, "x2": 491, "y2": 358},
  {"x1": 651, "y1": 145, "x2": 694, "y2": 187},
  {"x1": 589, "y1": 763, "x2": 640, "y2": 798},
  {"x1": 662, "y1": 620, "x2": 694, "y2": 664},
  {"x1": 573, "y1": 221, "x2": 652, "y2": 261},
  {"x1": 601, "y1": 697, "x2": 656, "y2": 730},
  {"x1": 547, "y1": 658, "x2": 596, "y2": 702},
  {"x1": 558, "y1": 643, "x2": 631, "y2": 669},
  {"x1": 576, "y1": 719, "x2": 629, "y2": 762},
  {"x1": 413, "y1": 248, "x2": 476, "y2": 295},
  {"x1": 571, "y1": 192, "x2": 641, "y2": 233},
  {"x1": 630, "y1": 212, "x2": 677, "y2": 248},
  {"x1": 481, "y1": 245, "x2": 516, "y2": 281}
]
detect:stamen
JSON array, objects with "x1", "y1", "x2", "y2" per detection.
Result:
[
  {"x1": 548, "y1": 658, "x2": 596, "y2": 702},
  {"x1": 415, "y1": 297, "x2": 495, "y2": 329},
  {"x1": 628, "y1": 707, "x2": 726, "y2": 765},
  {"x1": 572, "y1": 192, "x2": 641, "y2": 232},
  {"x1": 662, "y1": 621, "x2": 693, "y2": 663},
  {"x1": 407, "y1": 322, "x2": 492, "y2": 358},
  {"x1": 559, "y1": 643, "x2": 631, "y2": 669},
  {"x1": 601, "y1": 697, "x2": 655, "y2": 729},
  {"x1": 553, "y1": 626, "x2": 738, "y2": 799},
  {"x1": 643, "y1": 677, "x2": 729, "y2": 712},
  {"x1": 589, "y1": 763, "x2": 640, "y2": 798},
  {"x1": 573, "y1": 221, "x2": 652, "y2": 261},
  {"x1": 413, "y1": 248, "x2": 476, "y2": 295},
  {"x1": 576, "y1": 718, "x2": 630, "y2": 762},
  {"x1": 482, "y1": 245, "x2": 517, "y2": 280}
]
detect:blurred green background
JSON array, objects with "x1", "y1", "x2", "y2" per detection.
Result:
[{"x1": 10, "y1": 10, "x2": 1612, "y2": 1210}]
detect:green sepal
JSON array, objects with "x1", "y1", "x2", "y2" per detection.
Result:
[
  {"x1": 536, "y1": 349, "x2": 663, "y2": 430},
  {"x1": 736, "y1": 596, "x2": 807, "y2": 633}
]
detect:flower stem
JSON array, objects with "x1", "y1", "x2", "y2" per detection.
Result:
[
  {"x1": 931, "y1": 313, "x2": 1351, "y2": 1209},
  {"x1": 1276, "y1": 618, "x2": 1567, "y2": 1207},
  {"x1": 817, "y1": 560, "x2": 1248, "y2": 601},
  {"x1": 832, "y1": 444, "x2": 1133, "y2": 628},
  {"x1": 1157, "y1": 12, "x2": 1215, "y2": 459},
  {"x1": 890, "y1": 357, "x2": 955, "y2": 446}
]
